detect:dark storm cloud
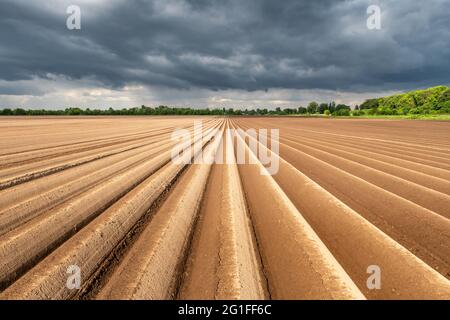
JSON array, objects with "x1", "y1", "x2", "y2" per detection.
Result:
[{"x1": 0, "y1": 0, "x2": 449, "y2": 95}]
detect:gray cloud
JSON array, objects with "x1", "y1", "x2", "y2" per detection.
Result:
[{"x1": 0, "y1": 0, "x2": 449, "y2": 107}]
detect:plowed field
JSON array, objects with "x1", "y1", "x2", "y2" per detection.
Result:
[{"x1": 0, "y1": 116, "x2": 449, "y2": 300}]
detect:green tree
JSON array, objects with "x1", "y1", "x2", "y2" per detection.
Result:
[
  {"x1": 360, "y1": 98, "x2": 379, "y2": 110},
  {"x1": 307, "y1": 102, "x2": 318, "y2": 114},
  {"x1": 298, "y1": 107, "x2": 307, "y2": 114},
  {"x1": 334, "y1": 109, "x2": 350, "y2": 116},
  {"x1": 318, "y1": 103, "x2": 329, "y2": 114},
  {"x1": 328, "y1": 101, "x2": 336, "y2": 113},
  {"x1": 13, "y1": 108, "x2": 27, "y2": 115}
]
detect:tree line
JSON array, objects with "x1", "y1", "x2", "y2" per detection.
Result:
[
  {"x1": 0, "y1": 103, "x2": 353, "y2": 117},
  {"x1": 1, "y1": 86, "x2": 449, "y2": 117},
  {"x1": 358, "y1": 86, "x2": 450, "y2": 115}
]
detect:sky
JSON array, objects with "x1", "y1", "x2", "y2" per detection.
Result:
[{"x1": 0, "y1": 0, "x2": 449, "y2": 109}]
